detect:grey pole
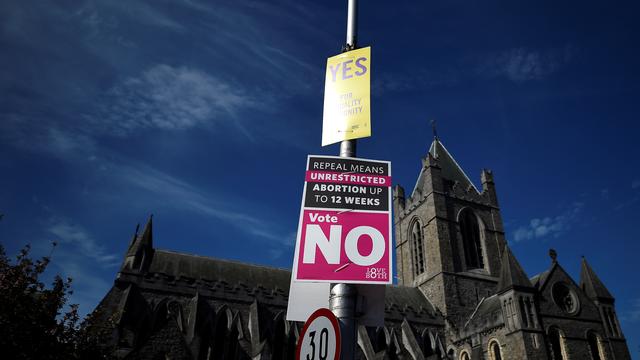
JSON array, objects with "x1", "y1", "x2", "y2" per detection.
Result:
[
  {"x1": 331, "y1": 1, "x2": 359, "y2": 359},
  {"x1": 346, "y1": 0, "x2": 358, "y2": 49}
]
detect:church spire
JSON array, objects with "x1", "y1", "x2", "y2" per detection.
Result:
[
  {"x1": 580, "y1": 257, "x2": 614, "y2": 301},
  {"x1": 121, "y1": 215, "x2": 154, "y2": 272},
  {"x1": 497, "y1": 245, "x2": 533, "y2": 293}
]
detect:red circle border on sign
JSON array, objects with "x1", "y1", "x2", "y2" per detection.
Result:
[{"x1": 295, "y1": 308, "x2": 341, "y2": 360}]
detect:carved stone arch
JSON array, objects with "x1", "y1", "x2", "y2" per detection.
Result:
[
  {"x1": 585, "y1": 329, "x2": 606, "y2": 360},
  {"x1": 421, "y1": 328, "x2": 435, "y2": 356},
  {"x1": 231, "y1": 311, "x2": 245, "y2": 339},
  {"x1": 458, "y1": 349, "x2": 471, "y2": 360},
  {"x1": 487, "y1": 338, "x2": 502, "y2": 360},
  {"x1": 228, "y1": 312, "x2": 244, "y2": 358},
  {"x1": 431, "y1": 335, "x2": 445, "y2": 359},
  {"x1": 271, "y1": 311, "x2": 288, "y2": 360},
  {"x1": 166, "y1": 300, "x2": 185, "y2": 333},
  {"x1": 191, "y1": 302, "x2": 215, "y2": 360},
  {"x1": 151, "y1": 298, "x2": 171, "y2": 331},
  {"x1": 373, "y1": 326, "x2": 388, "y2": 353},
  {"x1": 547, "y1": 326, "x2": 568, "y2": 360},
  {"x1": 211, "y1": 305, "x2": 232, "y2": 360},
  {"x1": 214, "y1": 304, "x2": 233, "y2": 330},
  {"x1": 456, "y1": 207, "x2": 487, "y2": 271}
]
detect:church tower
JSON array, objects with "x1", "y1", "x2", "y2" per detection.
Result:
[{"x1": 393, "y1": 137, "x2": 507, "y2": 326}]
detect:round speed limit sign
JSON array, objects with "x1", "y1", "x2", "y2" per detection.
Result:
[{"x1": 296, "y1": 308, "x2": 341, "y2": 360}]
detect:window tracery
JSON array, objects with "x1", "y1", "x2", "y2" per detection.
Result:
[{"x1": 459, "y1": 209, "x2": 484, "y2": 270}]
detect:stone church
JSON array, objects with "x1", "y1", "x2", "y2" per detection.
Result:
[{"x1": 91, "y1": 137, "x2": 631, "y2": 359}]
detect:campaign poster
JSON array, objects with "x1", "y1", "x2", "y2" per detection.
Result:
[
  {"x1": 322, "y1": 47, "x2": 371, "y2": 146},
  {"x1": 291, "y1": 155, "x2": 392, "y2": 284}
]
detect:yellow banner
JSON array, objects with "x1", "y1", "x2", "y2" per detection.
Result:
[{"x1": 322, "y1": 47, "x2": 371, "y2": 146}]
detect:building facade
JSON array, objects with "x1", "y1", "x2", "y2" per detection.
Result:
[{"x1": 92, "y1": 138, "x2": 630, "y2": 359}]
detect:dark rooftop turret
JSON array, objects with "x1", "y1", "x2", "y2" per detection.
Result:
[
  {"x1": 580, "y1": 257, "x2": 614, "y2": 301},
  {"x1": 497, "y1": 245, "x2": 533, "y2": 293}
]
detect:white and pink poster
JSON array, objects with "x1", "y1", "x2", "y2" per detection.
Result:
[{"x1": 291, "y1": 155, "x2": 392, "y2": 284}]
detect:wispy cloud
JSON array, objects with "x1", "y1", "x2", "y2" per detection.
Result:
[
  {"x1": 113, "y1": 158, "x2": 293, "y2": 246},
  {"x1": 620, "y1": 298, "x2": 640, "y2": 323},
  {"x1": 632, "y1": 180, "x2": 640, "y2": 190},
  {"x1": 47, "y1": 217, "x2": 120, "y2": 267},
  {"x1": 512, "y1": 201, "x2": 584, "y2": 242},
  {"x1": 90, "y1": 64, "x2": 259, "y2": 137},
  {"x1": 76, "y1": 0, "x2": 185, "y2": 32},
  {"x1": 1, "y1": 122, "x2": 294, "y2": 251},
  {"x1": 478, "y1": 46, "x2": 573, "y2": 83}
]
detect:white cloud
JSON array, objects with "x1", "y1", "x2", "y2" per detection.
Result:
[
  {"x1": 632, "y1": 180, "x2": 640, "y2": 190},
  {"x1": 512, "y1": 202, "x2": 584, "y2": 242},
  {"x1": 478, "y1": 46, "x2": 572, "y2": 83},
  {"x1": 92, "y1": 64, "x2": 258, "y2": 136}
]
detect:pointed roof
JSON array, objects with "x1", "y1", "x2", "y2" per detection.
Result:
[
  {"x1": 580, "y1": 257, "x2": 614, "y2": 301},
  {"x1": 497, "y1": 246, "x2": 533, "y2": 293},
  {"x1": 412, "y1": 139, "x2": 479, "y2": 196}
]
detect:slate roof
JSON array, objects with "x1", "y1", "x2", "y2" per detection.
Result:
[
  {"x1": 144, "y1": 249, "x2": 442, "y2": 323},
  {"x1": 497, "y1": 246, "x2": 533, "y2": 293},
  {"x1": 580, "y1": 257, "x2": 614, "y2": 300},
  {"x1": 148, "y1": 249, "x2": 291, "y2": 291}
]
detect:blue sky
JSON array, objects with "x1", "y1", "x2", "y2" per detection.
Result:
[{"x1": 1, "y1": 0, "x2": 639, "y2": 354}]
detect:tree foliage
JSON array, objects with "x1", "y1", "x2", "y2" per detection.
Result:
[{"x1": 0, "y1": 243, "x2": 114, "y2": 359}]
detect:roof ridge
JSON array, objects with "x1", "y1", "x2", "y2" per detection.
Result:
[
  {"x1": 430, "y1": 139, "x2": 480, "y2": 193},
  {"x1": 154, "y1": 249, "x2": 292, "y2": 273}
]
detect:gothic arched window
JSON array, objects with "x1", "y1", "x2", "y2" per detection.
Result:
[
  {"x1": 587, "y1": 331, "x2": 604, "y2": 360},
  {"x1": 459, "y1": 209, "x2": 484, "y2": 270},
  {"x1": 411, "y1": 220, "x2": 425, "y2": 276},
  {"x1": 548, "y1": 327, "x2": 567, "y2": 360}
]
